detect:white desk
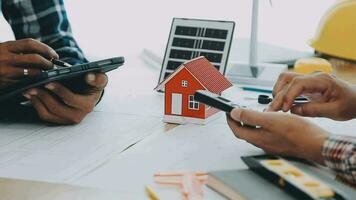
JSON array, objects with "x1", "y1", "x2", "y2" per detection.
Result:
[
  {"x1": 75, "y1": 56, "x2": 356, "y2": 199},
  {"x1": 0, "y1": 52, "x2": 355, "y2": 199},
  {"x1": 75, "y1": 118, "x2": 262, "y2": 199},
  {"x1": 0, "y1": 52, "x2": 168, "y2": 183}
]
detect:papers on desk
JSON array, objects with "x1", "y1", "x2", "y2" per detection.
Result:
[
  {"x1": 0, "y1": 54, "x2": 166, "y2": 184},
  {"x1": 93, "y1": 57, "x2": 164, "y2": 117},
  {"x1": 76, "y1": 120, "x2": 263, "y2": 200},
  {"x1": 75, "y1": 83, "x2": 356, "y2": 199},
  {"x1": 0, "y1": 111, "x2": 163, "y2": 182}
]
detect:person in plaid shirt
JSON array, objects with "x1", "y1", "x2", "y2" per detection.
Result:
[
  {"x1": 227, "y1": 72, "x2": 356, "y2": 185},
  {"x1": 0, "y1": 0, "x2": 107, "y2": 124}
]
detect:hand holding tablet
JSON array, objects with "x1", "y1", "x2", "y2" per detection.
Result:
[{"x1": 0, "y1": 57, "x2": 124, "y2": 102}]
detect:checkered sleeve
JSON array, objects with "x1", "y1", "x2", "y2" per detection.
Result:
[
  {"x1": 1, "y1": 0, "x2": 87, "y2": 65},
  {"x1": 322, "y1": 135, "x2": 356, "y2": 184}
]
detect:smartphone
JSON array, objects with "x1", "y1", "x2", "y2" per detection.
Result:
[
  {"x1": 194, "y1": 90, "x2": 259, "y2": 128},
  {"x1": 194, "y1": 90, "x2": 309, "y2": 113},
  {"x1": 0, "y1": 56, "x2": 124, "y2": 102},
  {"x1": 194, "y1": 90, "x2": 241, "y2": 113}
]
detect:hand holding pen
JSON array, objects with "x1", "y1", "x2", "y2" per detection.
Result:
[
  {"x1": 0, "y1": 39, "x2": 58, "y2": 88},
  {"x1": 267, "y1": 72, "x2": 356, "y2": 120}
]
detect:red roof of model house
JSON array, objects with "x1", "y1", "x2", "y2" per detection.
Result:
[{"x1": 155, "y1": 56, "x2": 232, "y2": 93}]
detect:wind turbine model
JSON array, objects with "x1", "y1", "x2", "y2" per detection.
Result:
[
  {"x1": 228, "y1": 0, "x2": 287, "y2": 83},
  {"x1": 248, "y1": 0, "x2": 262, "y2": 77}
]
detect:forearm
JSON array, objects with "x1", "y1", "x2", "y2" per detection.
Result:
[{"x1": 322, "y1": 135, "x2": 356, "y2": 184}]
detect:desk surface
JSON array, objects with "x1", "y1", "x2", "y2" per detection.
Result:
[
  {"x1": 0, "y1": 52, "x2": 355, "y2": 199},
  {"x1": 79, "y1": 53, "x2": 356, "y2": 199}
]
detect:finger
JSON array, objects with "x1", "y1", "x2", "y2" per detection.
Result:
[
  {"x1": 281, "y1": 77, "x2": 327, "y2": 112},
  {"x1": 44, "y1": 82, "x2": 88, "y2": 109},
  {"x1": 230, "y1": 108, "x2": 274, "y2": 128},
  {"x1": 272, "y1": 74, "x2": 289, "y2": 97},
  {"x1": 29, "y1": 95, "x2": 71, "y2": 124},
  {"x1": 267, "y1": 87, "x2": 288, "y2": 112},
  {"x1": 0, "y1": 77, "x2": 18, "y2": 88},
  {"x1": 0, "y1": 65, "x2": 41, "y2": 78},
  {"x1": 290, "y1": 102, "x2": 338, "y2": 118},
  {"x1": 272, "y1": 72, "x2": 299, "y2": 97},
  {"x1": 227, "y1": 115, "x2": 243, "y2": 139},
  {"x1": 85, "y1": 73, "x2": 108, "y2": 90},
  {"x1": 227, "y1": 116, "x2": 266, "y2": 146},
  {"x1": 5, "y1": 39, "x2": 58, "y2": 59},
  {"x1": 26, "y1": 88, "x2": 78, "y2": 120},
  {"x1": 10, "y1": 54, "x2": 54, "y2": 69}
]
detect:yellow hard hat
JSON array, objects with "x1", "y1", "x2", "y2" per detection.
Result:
[{"x1": 310, "y1": 0, "x2": 356, "y2": 61}]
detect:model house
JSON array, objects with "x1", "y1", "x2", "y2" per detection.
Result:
[{"x1": 155, "y1": 56, "x2": 233, "y2": 124}]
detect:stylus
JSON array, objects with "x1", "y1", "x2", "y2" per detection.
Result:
[{"x1": 51, "y1": 59, "x2": 72, "y2": 68}]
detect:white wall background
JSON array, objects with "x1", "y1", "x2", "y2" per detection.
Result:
[{"x1": 0, "y1": 0, "x2": 335, "y2": 58}]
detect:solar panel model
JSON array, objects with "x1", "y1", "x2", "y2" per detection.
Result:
[{"x1": 158, "y1": 18, "x2": 235, "y2": 88}]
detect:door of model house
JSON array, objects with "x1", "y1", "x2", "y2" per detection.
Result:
[{"x1": 171, "y1": 93, "x2": 182, "y2": 115}]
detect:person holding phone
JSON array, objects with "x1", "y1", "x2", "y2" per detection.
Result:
[
  {"x1": 227, "y1": 72, "x2": 356, "y2": 184},
  {"x1": 227, "y1": 0, "x2": 356, "y2": 185},
  {"x1": 0, "y1": 0, "x2": 107, "y2": 124}
]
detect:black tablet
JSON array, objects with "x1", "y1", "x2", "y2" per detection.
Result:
[{"x1": 0, "y1": 56, "x2": 124, "y2": 102}]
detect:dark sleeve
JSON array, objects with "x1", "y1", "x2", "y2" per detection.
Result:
[
  {"x1": 1, "y1": 0, "x2": 106, "y2": 105},
  {"x1": 1, "y1": 0, "x2": 88, "y2": 65}
]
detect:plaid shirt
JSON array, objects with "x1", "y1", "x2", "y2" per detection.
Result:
[
  {"x1": 322, "y1": 135, "x2": 356, "y2": 185},
  {"x1": 1, "y1": 0, "x2": 87, "y2": 64}
]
